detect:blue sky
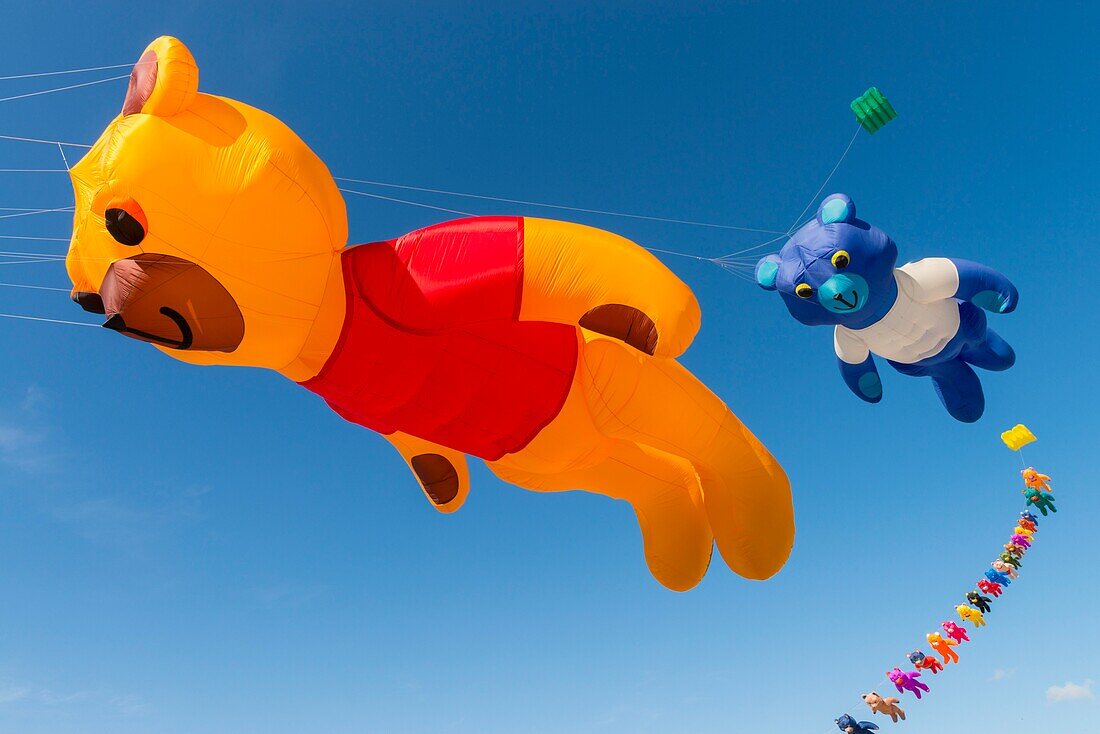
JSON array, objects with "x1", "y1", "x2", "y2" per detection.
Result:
[{"x1": 0, "y1": 2, "x2": 1096, "y2": 732}]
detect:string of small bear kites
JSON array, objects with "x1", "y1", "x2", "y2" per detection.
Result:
[
  {"x1": 824, "y1": 424, "x2": 1056, "y2": 734},
  {"x1": 0, "y1": 57, "x2": 895, "y2": 325}
]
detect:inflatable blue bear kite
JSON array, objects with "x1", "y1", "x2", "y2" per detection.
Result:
[{"x1": 756, "y1": 194, "x2": 1018, "y2": 422}]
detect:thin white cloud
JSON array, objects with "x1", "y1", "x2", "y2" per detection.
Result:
[
  {"x1": 182, "y1": 483, "x2": 215, "y2": 498},
  {"x1": 108, "y1": 694, "x2": 150, "y2": 715},
  {"x1": 20, "y1": 384, "x2": 46, "y2": 412},
  {"x1": 0, "y1": 684, "x2": 30, "y2": 704},
  {"x1": 0, "y1": 423, "x2": 49, "y2": 472},
  {"x1": 0, "y1": 678, "x2": 146, "y2": 715},
  {"x1": 50, "y1": 483, "x2": 211, "y2": 546},
  {"x1": 1047, "y1": 680, "x2": 1094, "y2": 703},
  {"x1": 1, "y1": 386, "x2": 214, "y2": 546},
  {"x1": 245, "y1": 580, "x2": 329, "y2": 608},
  {"x1": 37, "y1": 688, "x2": 92, "y2": 705},
  {"x1": 992, "y1": 667, "x2": 1016, "y2": 681}
]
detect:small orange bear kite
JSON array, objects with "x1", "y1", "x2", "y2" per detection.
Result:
[{"x1": 1021, "y1": 467, "x2": 1052, "y2": 492}]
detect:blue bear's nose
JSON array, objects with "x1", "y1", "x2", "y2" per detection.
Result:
[{"x1": 817, "y1": 273, "x2": 869, "y2": 313}]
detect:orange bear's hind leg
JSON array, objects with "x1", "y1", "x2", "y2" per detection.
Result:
[
  {"x1": 579, "y1": 336, "x2": 794, "y2": 580},
  {"x1": 490, "y1": 440, "x2": 712, "y2": 591}
]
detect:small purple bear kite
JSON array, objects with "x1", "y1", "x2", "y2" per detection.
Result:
[{"x1": 887, "y1": 667, "x2": 930, "y2": 699}]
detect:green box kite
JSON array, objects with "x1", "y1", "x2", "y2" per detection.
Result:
[{"x1": 851, "y1": 87, "x2": 897, "y2": 134}]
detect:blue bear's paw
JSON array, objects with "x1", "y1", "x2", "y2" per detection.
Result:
[
  {"x1": 952, "y1": 404, "x2": 984, "y2": 423},
  {"x1": 857, "y1": 372, "x2": 882, "y2": 402},
  {"x1": 972, "y1": 289, "x2": 1016, "y2": 314}
]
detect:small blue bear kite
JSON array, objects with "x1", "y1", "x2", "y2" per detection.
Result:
[
  {"x1": 836, "y1": 713, "x2": 879, "y2": 733},
  {"x1": 756, "y1": 194, "x2": 1018, "y2": 422}
]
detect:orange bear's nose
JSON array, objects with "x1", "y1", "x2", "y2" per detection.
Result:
[{"x1": 71, "y1": 291, "x2": 105, "y2": 314}]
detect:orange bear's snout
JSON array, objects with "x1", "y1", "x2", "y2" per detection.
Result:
[{"x1": 95, "y1": 254, "x2": 245, "y2": 352}]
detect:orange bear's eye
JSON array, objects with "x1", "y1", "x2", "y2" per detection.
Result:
[{"x1": 104, "y1": 197, "x2": 147, "y2": 246}]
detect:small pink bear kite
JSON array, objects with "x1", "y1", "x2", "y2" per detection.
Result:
[{"x1": 942, "y1": 620, "x2": 970, "y2": 644}]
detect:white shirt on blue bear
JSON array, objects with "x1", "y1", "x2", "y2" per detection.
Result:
[{"x1": 833, "y1": 257, "x2": 962, "y2": 366}]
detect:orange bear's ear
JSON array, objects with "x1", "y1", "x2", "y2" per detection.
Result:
[{"x1": 121, "y1": 36, "x2": 198, "y2": 117}]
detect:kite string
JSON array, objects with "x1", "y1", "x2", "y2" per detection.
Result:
[
  {"x1": 0, "y1": 133, "x2": 92, "y2": 148},
  {"x1": 713, "y1": 231, "x2": 795, "y2": 262},
  {"x1": 0, "y1": 259, "x2": 64, "y2": 266},
  {"x1": 0, "y1": 311, "x2": 95, "y2": 328},
  {"x1": 641, "y1": 246, "x2": 713, "y2": 262},
  {"x1": 0, "y1": 249, "x2": 67, "y2": 259},
  {"x1": 56, "y1": 142, "x2": 70, "y2": 171},
  {"x1": 703, "y1": 124, "x2": 862, "y2": 267},
  {"x1": 336, "y1": 179, "x2": 794, "y2": 269},
  {"x1": 338, "y1": 119, "x2": 863, "y2": 269},
  {"x1": 339, "y1": 187, "x2": 474, "y2": 217},
  {"x1": 334, "y1": 176, "x2": 787, "y2": 235},
  {"x1": 0, "y1": 61, "x2": 133, "y2": 82},
  {"x1": 0, "y1": 206, "x2": 74, "y2": 220},
  {"x1": 785, "y1": 124, "x2": 862, "y2": 235},
  {"x1": 0, "y1": 74, "x2": 129, "y2": 104},
  {"x1": 336, "y1": 124, "x2": 856, "y2": 269},
  {"x1": 0, "y1": 281, "x2": 70, "y2": 292}
]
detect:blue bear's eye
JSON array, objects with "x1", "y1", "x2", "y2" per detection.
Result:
[
  {"x1": 795, "y1": 283, "x2": 814, "y2": 299},
  {"x1": 831, "y1": 250, "x2": 850, "y2": 269}
]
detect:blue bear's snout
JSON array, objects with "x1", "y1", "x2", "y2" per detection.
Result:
[{"x1": 818, "y1": 273, "x2": 869, "y2": 313}]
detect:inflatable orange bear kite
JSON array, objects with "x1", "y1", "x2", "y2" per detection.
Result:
[{"x1": 65, "y1": 37, "x2": 793, "y2": 590}]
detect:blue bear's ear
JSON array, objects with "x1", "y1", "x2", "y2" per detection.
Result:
[
  {"x1": 817, "y1": 193, "x2": 856, "y2": 225},
  {"x1": 755, "y1": 254, "x2": 781, "y2": 290}
]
